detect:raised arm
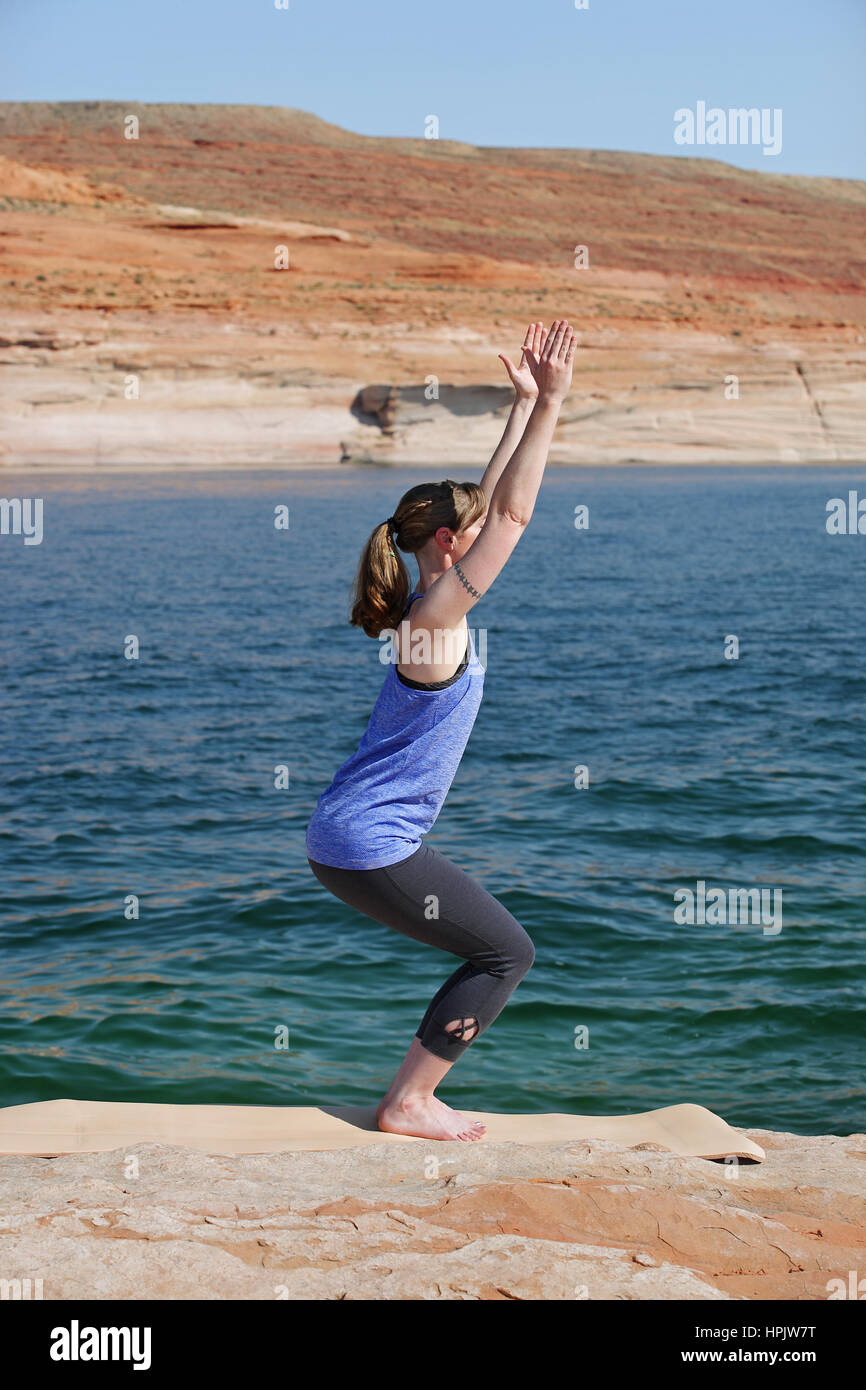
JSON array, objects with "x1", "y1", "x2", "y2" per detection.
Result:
[
  {"x1": 478, "y1": 322, "x2": 546, "y2": 501},
  {"x1": 416, "y1": 320, "x2": 577, "y2": 631}
]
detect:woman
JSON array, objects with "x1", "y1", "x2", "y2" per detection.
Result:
[{"x1": 306, "y1": 319, "x2": 577, "y2": 1140}]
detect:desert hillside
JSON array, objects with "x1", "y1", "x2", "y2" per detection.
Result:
[{"x1": 1, "y1": 101, "x2": 864, "y2": 466}]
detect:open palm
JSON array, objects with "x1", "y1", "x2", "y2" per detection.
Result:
[
  {"x1": 498, "y1": 322, "x2": 546, "y2": 400},
  {"x1": 522, "y1": 319, "x2": 576, "y2": 402}
]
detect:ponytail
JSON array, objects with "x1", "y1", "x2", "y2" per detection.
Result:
[{"x1": 350, "y1": 519, "x2": 410, "y2": 638}]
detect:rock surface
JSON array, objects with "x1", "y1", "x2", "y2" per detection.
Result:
[
  {"x1": 1, "y1": 309, "x2": 861, "y2": 469},
  {"x1": 1, "y1": 1128, "x2": 863, "y2": 1300},
  {"x1": 1, "y1": 102, "x2": 863, "y2": 468}
]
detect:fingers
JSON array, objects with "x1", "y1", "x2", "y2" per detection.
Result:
[
  {"x1": 558, "y1": 325, "x2": 576, "y2": 359},
  {"x1": 541, "y1": 319, "x2": 561, "y2": 358},
  {"x1": 519, "y1": 319, "x2": 573, "y2": 368},
  {"x1": 542, "y1": 319, "x2": 570, "y2": 359},
  {"x1": 550, "y1": 320, "x2": 569, "y2": 358},
  {"x1": 522, "y1": 321, "x2": 544, "y2": 362}
]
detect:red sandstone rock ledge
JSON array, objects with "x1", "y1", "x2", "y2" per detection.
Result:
[
  {"x1": 0, "y1": 1127, "x2": 862, "y2": 1299},
  {"x1": 1, "y1": 102, "x2": 864, "y2": 469}
]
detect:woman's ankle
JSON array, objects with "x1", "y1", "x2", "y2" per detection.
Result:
[{"x1": 380, "y1": 1089, "x2": 434, "y2": 1109}]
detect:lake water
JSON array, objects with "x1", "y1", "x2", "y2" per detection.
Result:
[{"x1": 1, "y1": 466, "x2": 863, "y2": 1136}]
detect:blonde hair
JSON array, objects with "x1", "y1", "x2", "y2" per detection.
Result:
[{"x1": 350, "y1": 479, "x2": 486, "y2": 638}]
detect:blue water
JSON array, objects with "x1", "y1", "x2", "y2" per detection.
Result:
[{"x1": 1, "y1": 467, "x2": 864, "y2": 1135}]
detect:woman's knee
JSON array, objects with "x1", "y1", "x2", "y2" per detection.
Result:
[
  {"x1": 515, "y1": 930, "x2": 536, "y2": 976},
  {"x1": 500, "y1": 923, "x2": 535, "y2": 979}
]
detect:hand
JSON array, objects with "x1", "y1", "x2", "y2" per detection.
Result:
[
  {"x1": 522, "y1": 320, "x2": 577, "y2": 403},
  {"x1": 498, "y1": 322, "x2": 546, "y2": 401}
]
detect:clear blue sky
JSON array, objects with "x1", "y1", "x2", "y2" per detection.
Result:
[{"x1": 1, "y1": 0, "x2": 864, "y2": 178}]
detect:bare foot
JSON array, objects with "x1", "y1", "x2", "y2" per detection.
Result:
[
  {"x1": 377, "y1": 1095, "x2": 487, "y2": 1141},
  {"x1": 430, "y1": 1095, "x2": 486, "y2": 1134}
]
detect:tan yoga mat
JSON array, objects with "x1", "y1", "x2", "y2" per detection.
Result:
[{"x1": 0, "y1": 1098, "x2": 765, "y2": 1161}]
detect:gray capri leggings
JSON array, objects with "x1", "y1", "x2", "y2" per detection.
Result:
[{"x1": 307, "y1": 841, "x2": 535, "y2": 1062}]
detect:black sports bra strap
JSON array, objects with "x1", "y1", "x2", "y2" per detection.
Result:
[{"x1": 403, "y1": 590, "x2": 425, "y2": 616}]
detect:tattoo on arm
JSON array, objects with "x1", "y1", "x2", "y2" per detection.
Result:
[{"x1": 454, "y1": 562, "x2": 481, "y2": 598}]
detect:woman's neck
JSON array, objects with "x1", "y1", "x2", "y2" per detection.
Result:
[{"x1": 417, "y1": 560, "x2": 450, "y2": 592}]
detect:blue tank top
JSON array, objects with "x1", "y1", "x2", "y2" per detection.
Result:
[{"x1": 305, "y1": 594, "x2": 485, "y2": 869}]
